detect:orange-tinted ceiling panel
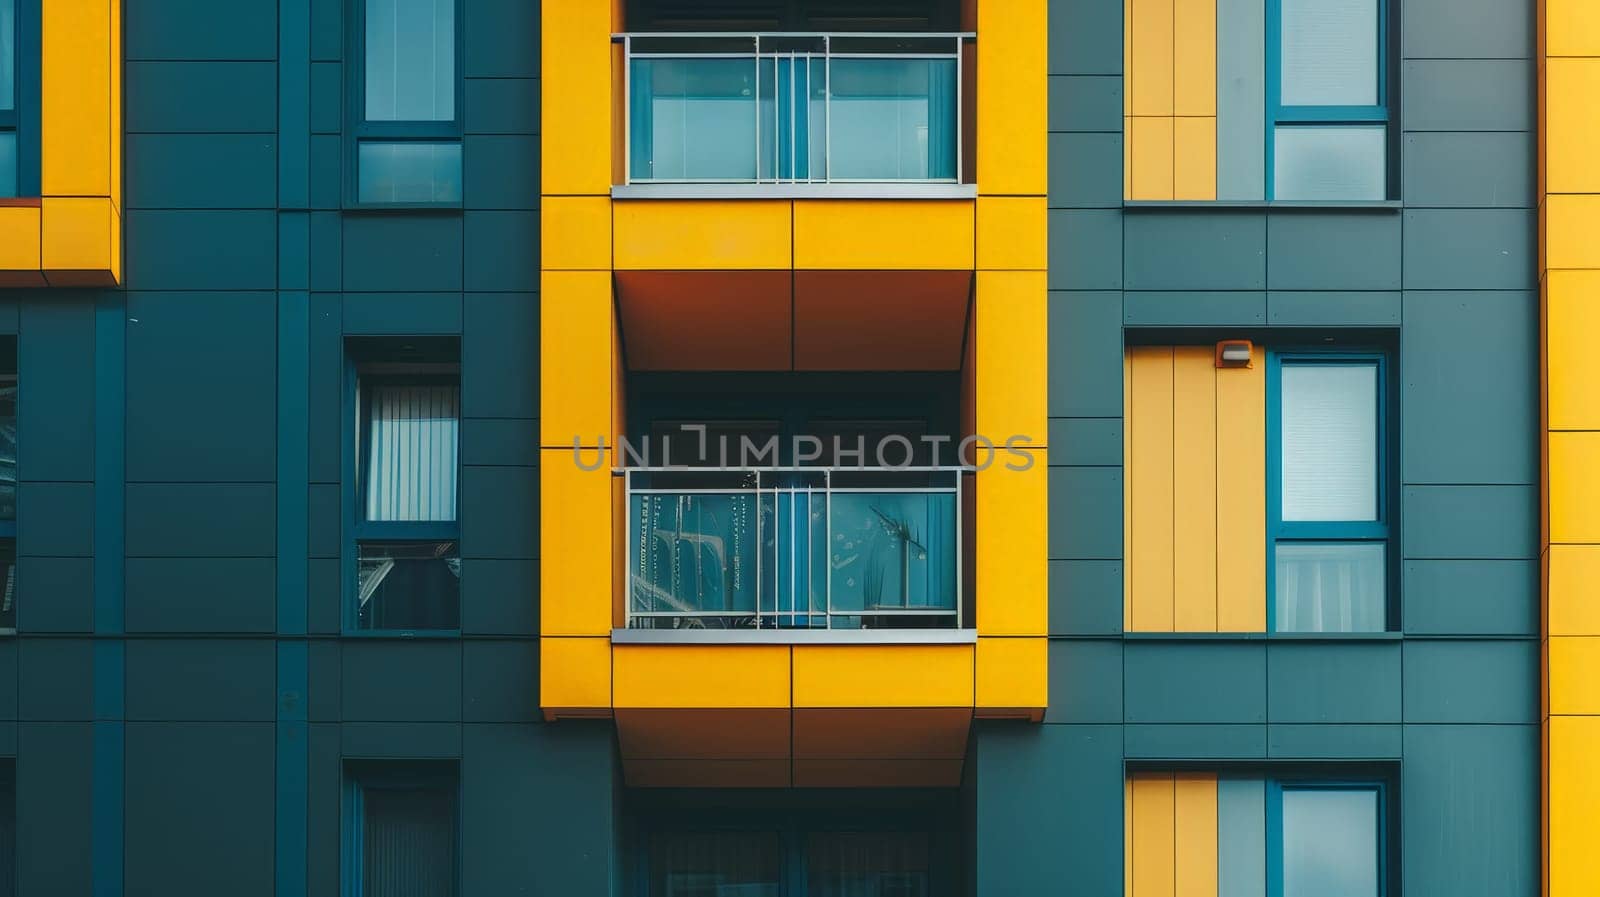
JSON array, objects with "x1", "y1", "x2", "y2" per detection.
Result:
[
  {"x1": 616, "y1": 708, "x2": 791, "y2": 760},
  {"x1": 626, "y1": 759, "x2": 793, "y2": 789},
  {"x1": 793, "y1": 270, "x2": 972, "y2": 371},
  {"x1": 792, "y1": 708, "x2": 972, "y2": 760},
  {"x1": 793, "y1": 759, "x2": 965, "y2": 789},
  {"x1": 616, "y1": 270, "x2": 793, "y2": 370}
]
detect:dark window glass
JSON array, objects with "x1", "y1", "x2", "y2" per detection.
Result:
[
  {"x1": 0, "y1": 763, "x2": 12, "y2": 897},
  {"x1": 360, "y1": 781, "x2": 456, "y2": 897},
  {"x1": 647, "y1": 831, "x2": 782, "y2": 897},
  {"x1": 806, "y1": 831, "x2": 931, "y2": 897},
  {"x1": 356, "y1": 540, "x2": 459, "y2": 630},
  {"x1": 0, "y1": 369, "x2": 14, "y2": 521}
]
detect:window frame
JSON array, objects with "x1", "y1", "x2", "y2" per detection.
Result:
[
  {"x1": 0, "y1": 0, "x2": 40, "y2": 198},
  {"x1": 1264, "y1": 0, "x2": 1393, "y2": 200},
  {"x1": 343, "y1": 0, "x2": 466, "y2": 210},
  {"x1": 1265, "y1": 350, "x2": 1394, "y2": 632},
  {"x1": 1265, "y1": 778, "x2": 1389, "y2": 897},
  {"x1": 341, "y1": 358, "x2": 462, "y2": 636},
  {"x1": 341, "y1": 761, "x2": 461, "y2": 897}
]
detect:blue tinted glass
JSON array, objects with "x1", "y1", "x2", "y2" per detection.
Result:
[
  {"x1": 1282, "y1": 788, "x2": 1380, "y2": 897},
  {"x1": 0, "y1": 0, "x2": 15, "y2": 111},
  {"x1": 1274, "y1": 126, "x2": 1386, "y2": 201},
  {"x1": 828, "y1": 58, "x2": 957, "y2": 181},
  {"x1": 365, "y1": 0, "x2": 455, "y2": 121},
  {"x1": 0, "y1": 132, "x2": 15, "y2": 198},
  {"x1": 828, "y1": 492, "x2": 957, "y2": 615},
  {"x1": 629, "y1": 57, "x2": 758, "y2": 181},
  {"x1": 1281, "y1": 0, "x2": 1379, "y2": 106},
  {"x1": 629, "y1": 492, "x2": 761, "y2": 622},
  {"x1": 357, "y1": 141, "x2": 461, "y2": 203}
]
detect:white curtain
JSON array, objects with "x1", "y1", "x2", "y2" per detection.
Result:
[
  {"x1": 1275, "y1": 542, "x2": 1384, "y2": 632},
  {"x1": 366, "y1": 383, "x2": 458, "y2": 522}
]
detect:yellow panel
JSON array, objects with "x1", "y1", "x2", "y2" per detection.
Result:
[
  {"x1": 1550, "y1": 546, "x2": 1600, "y2": 635},
  {"x1": 614, "y1": 645, "x2": 792, "y2": 708},
  {"x1": 1550, "y1": 637, "x2": 1600, "y2": 715},
  {"x1": 41, "y1": 0, "x2": 112, "y2": 196},
  {"x1": 1124, "y1": 117, "x2": 1134, "y2": 199},
  {"x1": 539, "y1": 450, "x2": 614, "y2": 636},
  {"x1": 541, "y1": 0, "x2": 613, "y2": 194},
  {"x1": 1550, "y1": 431, "x2": 1600, "y2": 544},
  {"x1": 1215, "y1": 359, "x2": 1267, "y2": 632},
  {"x1": 0, "y1": 207, "x2": 42, "y2": 271},
  {"x1": 976, "y1": 450, "x2": 1048, "y2": 635},
  {"x1": 541, "y1": 197, "x2": 613, "y2": 270},
  {"x1": 792, "y1": 645, "x2": 973, "y2": 708},
  {"x1": 1548, "y1": 0, "x2": 1600, "y2": 59},
  {"x1": 40, "y1": 197, "x2": 114, "y2": 273},
  {"x1": 1174, "y1": 774, "x2": 1219, "y2": 897},
  {"x1": 109, "y1": 0, "x2": 122, "y2": 211},
  {"x1": 1550, "y1": 717, "x2": 1600, "y2": 896},
  {"x1": 976, "y1": 270, "x2": 1048, "y2": 448},
  {"x1": 540, "y1": 271, "x2": 615, "y2": 448},
  {"x1": 1129, "y1": 118, "x2": 1176, "y2": 202},
  {"x1": 614, "y1": 201, "x2": 792, "y2": 270},
  {"x1": 1128, "y1": 0, "x2": 1175, "y2": 117},
  {"x1": 1130, "y1": 775, "x2": 1177, "y2": 897},
  {"x1": 1127, "y1": 346, "x2": 1175, "y2": 632},
  {"x1": 1172, "y1": 347, "x2": 1218, "y2": 632},
  {"x1": 1547, "y1": 270, "x2": 1600, "y2": 430},
  {"x1": 540, "y1": 636, "x2": 612, "y2": 713},
  {"x1": 1173, "y1": 118, "x2": 1218, "y2": 201},
  {"x1": 975, "y1": 637, "x2": 1047, "y2": 712},
  {"x1": 976, "y1": 197, "x2": 1048, "y2": 271},
  {"x1": 1547, "y1": 195, "x2": 1600, "y2": 270},
  {"x1": 1546, "y1": 60, "x2": 1600, "y2": 195},
  {"x1": 793, "y1": 200, "x2": 975, "y2": 270},
  {"x1": 1173, "y1": 0, "x2": 1216, "y2": 116},
  {"x1": 976, "y1": 0, "x2": 1047, "y2": 195}
]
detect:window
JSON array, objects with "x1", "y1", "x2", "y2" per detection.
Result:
[
  {"x1": 0, "y1": 352, "x2": 14, "y2": 634},
  {"x1": 350, "y1": 0, "x2": 462, "y2": 204},
  {"x1": 348, "y1": 342, "x2": 460, "y2": 632},
  {"x1": 345, "y1": 763, "x2": 458, "y2": 897},
  {"x1": 640, "y1": 822, "x2": 952, "y2": 897},
  {"x1": 1268, "y1": 353, "x2": 1389, "y2": 632},
  {"x1": 1273, "y1": 783, "x2": 1384, "y2": 897},
  {"x1": 1268, "y1": 0, "x2": 1390, "y2": 199},
  {"x1": 1, "y1": 0, "x2": 19, "y2": 197}
]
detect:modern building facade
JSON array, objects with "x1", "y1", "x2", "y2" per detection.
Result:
[{"x1": 0, "y1": 0, "x2": 1585, "y2": 894}]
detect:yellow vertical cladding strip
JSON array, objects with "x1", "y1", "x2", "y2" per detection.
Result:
[
  {"x1": 1545, "y1": 271, "x2": 1600, "y2": 430},
  {"x1": 1172, "y1": 348, "x2": 1218, "y2": 631},
  {"x1": 110, "y1": 0, "x2": 122, "y2": 213},
  {"x1": 976, "y1": 0, "x2": 1047, "y2": 195},
  {"x1": 1546, "y1": 195, "x2": 1600, "y2": 270},
  {"x1": 1215, "y1": 356, "x2": 1267, "y2": 631},
  {"x1": 1128, "y1": 0, "x2": 1175, "y2": 117},
  {"x1": 1173, "y1": 118, "x2": 1218, "y2": 201},
  {"x1": 539, "y1": 449, "x2": 614, "y2": 637},
  {"x1": 540, "y1": 271, "x2": 615, "y2": 449},
  {"x1": 1548, "y1": 431, "x2": 1600, "y2": 543},
  {"x1": 1128, "y1": 118, "x2": 1176, "y2": 201},
  {"x1": 541, "y1": 0, "x2": 614, "y2": 194},
  {"x1": 1545, "y1": 59, "x2": 1600, "y2": 194},
  {"x1": 40, "y1": 198, "x2": 114, "y2": 272},
  {"x1": 541, "y1": 197, "x2": 614, "y2": 271},
  {"x1": 1547, "y1": 0, "x2": 1600, "y2": 56},
  {"x1": 1549, "y1": 546, "x2": 1600, "y2": 634},
  {"x1": 1549, "y1": 637, "x2": 1600, "y2": 714},
  {"x1": 41, "y1": 0, "x2": 112, "y2": 196},
  {"x1": 1549, "y1": 717, "x2": 1600, "y2": 894},
  {"x1": 1130, "y1": 774, "x2": 1177, "y2": 897},
  {"x1": 541, "y1": 636, "x2": 613, "y2": 713},
  {"x1": 1127, "y1": 347, "x2": 1175, "y2": 632},
  {"x1": 975, "y1": 637, "x2": 1047, "y2": 712},
  {"x1": 1173, "y1": 0, "x2": 1216, "y2": 117},
  {"x1": 976, "y1": 197, "x2": 1048, "y2": 272},
  {"x1": 976, "y1": 452, "x2": 1048, "y2": 636},
  {"x1": 975, "y1": 270, "x2": 1048, "y2": 447},
  {"x1": 1174, "y1": 773, "x2": 1219, "y2": 897}
]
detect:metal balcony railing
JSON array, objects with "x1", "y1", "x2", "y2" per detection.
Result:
[
  {"x1": 624, "y1": 467, "x2": 966, "y2": 630},
  {"x1": 616, "y1": 32, "x2": 972, "y2": 185}
]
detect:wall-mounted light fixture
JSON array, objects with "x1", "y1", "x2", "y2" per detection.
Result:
[{"x1": 1215, "y1": 339, "x2": 1253, "y2": 369}]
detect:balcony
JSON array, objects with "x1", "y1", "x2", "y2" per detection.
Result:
[
  {"x1": 614, "y1": 32, "x2": 975, "y2": 198},
  {"x1": 624, "y1": 466, "x2": 965, "y2": 634}
]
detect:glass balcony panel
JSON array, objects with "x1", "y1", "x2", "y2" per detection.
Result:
[
  {"x1": 631, "y1": 492, "x2": 761, "y2": 627},
  {"x1": 828, "y1": 492, "x2": 957, "y2": 621},
  {"x1": 629, "y1": 57, "x2": 759, "y2": 182},
  {"x1": 827, "y1": 58, "x2": 957, "y2": 181}
]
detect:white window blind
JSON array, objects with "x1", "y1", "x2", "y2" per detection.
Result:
[
  {"x1": 1281, "y1": 363, "x2": 1377, "y2": 522},
  {"x1": 365, "y1": 383, "x2": 459, "y2": 522},
  {"x1": 1281, "y1": 0, "x2": 1379, "y2": 106}
]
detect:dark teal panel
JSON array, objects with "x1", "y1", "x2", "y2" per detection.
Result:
[
  {"x1": 309, "y1": 61, "x2": 341, "y2": 135},
  {"x1": 307, "y1": 640, "x2": 340, "y2": 722},
  {"x1": 1048, "y1": 210, "x2": 1122, "y2": 289},
  {"x1": 307, "y1": 483, "x2": 339, "y2": 559},
  {"x1": 1123, "y1": 723, "x2": 1268, "y2": 759},
  {"x1": 125, "y1": 558, "x2": 276, "y2": 633},
  {"x1": 0, "y1": 641, "x2": 15, "y2": 718},
  {"x1": 1123, "y1": 290, "x2": 1266, "y2": 326},
  {"x1": 1047, "y1": 559, "x2": 1122, "y2": 635},
  {"x1": 18, "y1": 298, "x2": 95, "y2": 482},
  {"x1": 310, "y1": 212, "x2": 343, "y2": 290},
  {"x1": 308, "y1": 291, "x2": 343, "y2": 483},
  {"x1": 1266, "y1": 212, "x2": 1402, "y2": 290},
  {"x1": 1402, "y1": 290, "x2": 1536, "y2": 485},
  {"x1": 19, "y1": 483, "x2": 93, "y2": 557},
  {"x1": 465, "y1": 78, "x2": 541, "y2": 135},
  {"x1": 1265, "y1": 641, "x2": 1401, "y2": 724},
  {"x1": 462, "y1": 292, "x2": 538, "y2": 419},
  {"x1": 1266, "y1": 291, "x2": 1401, "y2": 326},
  {"x1": 126, "y1": 291, "x2": 278, "y2": 482},
  {"x1": 1048, "y1": 0, "x2": 1122, "y2": 75},
  {"x1": 124, "y1": 212, "x2": 278, "y2": 290},
  {"x1": 18, "y1": 639, "x2": 93, "y2": 721},
  {"x1": 124, "y1": 0, "x2": 277, "y2": 60},
  {"x1": 1403, "y1": 486, "x2": 1535, "y2": 559},
  {"x1": 1043, "y1": 638, "x2": 1121, "y2": 724},
  {"x1": 1402, "y1": 725, "x2": 1538, "y2": 897},
  {"x1": 1048, "y1": 467, "x2": 1122, "y2": 560},
  {"x1": 463, "y1": 0, "x2": 540, "y2": 78},
  {"x1": 1123, "y1": 641, "x2": 1266, "y2": 723},
  {"x1": 461, "y1": 418, "x2": 536, "y2": 468},
  {"x1": 307, "y1": 724, "x2": 340, "y2": 897},
  {"x1": 1048, "y1": 133, "x2": 1121, "y2": 208},
  {"x1": 1403, "y1": 133, "x2": 1534, "y2": 209},
  {"x1": 461, "y1": 559, "x2": 540, "y2": 635},
  {"x1": 125, "y1": 61, "x2": 278, "y2": 133},
  {"x1": 340, "y1": 721, "x2": 463, "y2": 757},
  {"x1": 308, "y1": 557, "x2": 342, "y2": 635},
  {"x1": 310, "y1": 134, "x2": 342, "y2": 209},
  {"x1": 1124, "y1": 211, "x2": 1266, "y2": 290},
  {"x1": 459, "y1": 465, "x2": 538, "y2": 560},
  {"x1": 1401, "y1": 60, "x2": 1532, "y2": 132},
  {"x1": 464, "y1": 212, "x2": 541, "y2": 291},
  {"x1": 1403, "y1": 640, "x2": 1538, "y2": 724},
  {"x1": 342, "y1": 216, "x2": 463, "y2": 292},
  {"x1": 1048, "y1": 290, "x2": 1122, "y2": 417},
  {"x1": 1403, "y1": 560, "x2": 1537, "y2": 635},
  {"x1": 126, "y1": 639, "x2": 276, "y2": 721},
  {"x1": 125, "y1": 483, "x2": 277, "y2": 557},
  {"x1": 342, "y1": 292, "x2": 464, "y2": 334},
  {"x1": 1048, "y1": 417, "x2": 1121, "y2": 467},
  {"x1": 972, "y1": 724, "x2": 1123, "y2": 896},
  {"x1": 341, "y1": 641, "x2": 463, "y2": 722},
  {"x1": 1047, "y1": 75, "x2": 1122, "y2": 132},
  {"x1": 17, "y1": 558, "x2": 93, "y2": 632},
  {"x1": 16, "y1": 722, "x2": 92, "y2": 897},
  {"x1": 463, "y1": 640, "x2": 539, "y2": 722},
  {"x1": 1268, "y1": 723, "x2": 1402, "y2": 758},
  {"x1": 0, "y1": 723, "x2": 13, "y2": 752},
  {"x1": 1402, "y1": 0, "x2": 1533, "y2": 61},
  {"x1": 464, "y1": 136, "x2": 540, "y2": 209},
  {"x1": 0, "y1": 299, "x2": 18, "y2": 334},
  {"x1": 125, "y1": 722, "x2": 275, "y2": 897},
  {"x1": 126, "y1": 134, "x2": 277, "y2": 209},
  {"x1": 310, "y1": 0, "x2": 342, "y2": 61},
  {"x1": 1402, "y1": 211, "x2": 1535, "y2": 290}
]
